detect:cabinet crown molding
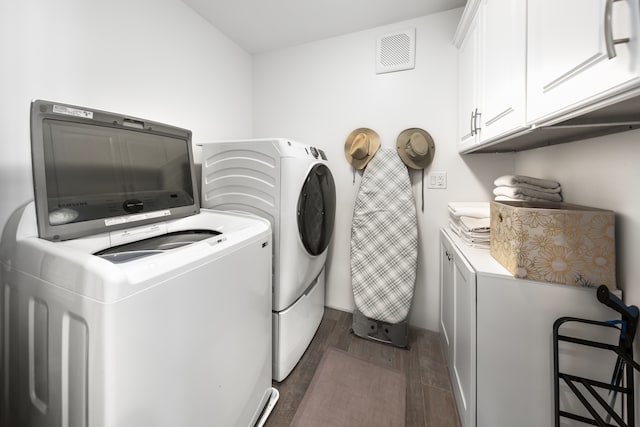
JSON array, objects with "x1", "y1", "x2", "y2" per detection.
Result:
[{"x1": 453, "y1": 0, "x2": 481, "y2": 47}]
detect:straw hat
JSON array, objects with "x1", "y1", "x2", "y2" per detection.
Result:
[
  {"x1": 396, "y1": 128, "x2": 435, "y2": 169},
  {"x1": 344, "y1": 128, "x2": 381, "y2": 170}
]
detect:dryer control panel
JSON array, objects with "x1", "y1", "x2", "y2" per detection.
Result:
[{"x1": 279, "y1": 139, "x2": 327, "y2": 162}]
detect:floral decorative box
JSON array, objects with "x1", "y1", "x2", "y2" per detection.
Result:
[{"x1": 490, "y1": 201, "x2": 616, "y2": 289}]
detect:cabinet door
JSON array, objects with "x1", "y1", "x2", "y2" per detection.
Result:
[
  {"x1": 440, "y1": 230, "x2": 477, "y2": 427},
  {"x1": 458, "y1": 13, "x2": 481, "y2": 152},
  {"x1": 527, "y1": 0, "x2": 640, "y2": 123},
  {"x1": 479, "y1": 0, "x2": 527, "y2": 142},
  {"x1": 451, "y1": 250, "x2": 476, "y2": 427},
  {"x1": 476, "y1": 275, "x2": 620, "y2": 427},
  {"x1": 439, "y1": 237, "x2": 455, "y2": 364}
]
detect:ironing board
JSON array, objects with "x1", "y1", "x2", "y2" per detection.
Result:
[{"x1": 351, "y1": 148, "x2": 417, "y2": 328}]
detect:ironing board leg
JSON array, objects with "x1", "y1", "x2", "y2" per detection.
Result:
[{"x1": 351, "y1": 308, "x2": 410, "y2": 348}]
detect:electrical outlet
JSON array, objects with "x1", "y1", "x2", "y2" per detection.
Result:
[{"x1": 427, "y1": 171, "x2": 447, "y2": 189}]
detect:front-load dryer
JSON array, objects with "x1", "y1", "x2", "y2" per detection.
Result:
[{"x1": 200, "y1": 138, "x2": 336, "y2": 381}]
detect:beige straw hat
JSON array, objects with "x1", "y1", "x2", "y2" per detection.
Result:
[
  {"x1": 344, "y1": 128, "x2": 381, "y2": 170},
  {"x1": 396, "y1": 128, "x2": 435, "y2": 169}
]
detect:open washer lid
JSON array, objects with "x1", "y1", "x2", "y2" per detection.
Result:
[{"x1": 30, "y1": 100, "x2": 200, "y2": 242}]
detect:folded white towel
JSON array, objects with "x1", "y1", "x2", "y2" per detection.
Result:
[
  {"x1": 459, "y1": 233, "x2": 490, "y2": 248},
  {"x1": 460, "y1": 230, "x2": 490, "y2": 242},
  {"x1": 449, "y1": 218, "x2": 490, "y2": 248},
  {"x1": 448, "y1": 218, "x2": 461, "y2": 236},
  {"x1": 493, "y1": 186, "x2": 563, "y2": 202},
  {"x1": 494, "y1": 175, "x2": 560, "y2": 190},
  {"x1": 459, "y1": 216, "x2": 490, "y2": 233},
  {"x1": 495, "y1": 195, "x2": 563, "y2": 203},
  {"x1": 464, "y1": 231, "x2": 491, "y2": 239},
  {"x1": 448, "y1": 202, "x2": 490, "y2": 219},
  {"x1": 496, "y1": 182, "x2": 562, "y2": 194},
  {"x1": 449, "y1": 218, "x2": 490, "y2": 236},
  {"x1": 496, "y1": 195, "x2": 563, "y2": 203}
]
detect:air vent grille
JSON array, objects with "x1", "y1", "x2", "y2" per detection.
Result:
[{"x1": 376, "y1": 28, "x2": 416, "y2": 74}]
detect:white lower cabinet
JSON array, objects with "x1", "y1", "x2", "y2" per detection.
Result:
[
  {"x1": 440, "y1": 231, "x2": 476, "y2": 427},
  {"x1": 439, "y1": 228, "x2": 621, "y2": 427}
]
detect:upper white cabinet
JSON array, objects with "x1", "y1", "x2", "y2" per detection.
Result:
[
  {"x1": 458, "y1": 13, "x2": 481, "y2": 151},
  {"x1": 457, "y1": 0, "x2": 640, "y2": 153},
  {"x1": 480, "y1": 0, "x2": 527, "y2": 141},
  {"x1": 527, "y1": 0, "x2": 640, "y2": 123},
  {"x1": 456, "y1": 0, "x2": 527, "y2": 152}
]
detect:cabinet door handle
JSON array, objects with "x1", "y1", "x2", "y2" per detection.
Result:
[
  {"x1": 473, "y1": 108, "x2": 481, "y2": 134},
  {"x1": 605, "y1": 0, "x2": 630, "y2": 59},
  {"x1": 470, "y1": 110, "x2": 476, "y2": 136}
]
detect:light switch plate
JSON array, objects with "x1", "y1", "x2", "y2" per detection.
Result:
[{"x1": 427, "y1": 171, "x2": 447, "y2": 189}]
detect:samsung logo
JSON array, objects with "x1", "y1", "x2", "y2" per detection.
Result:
[{"x1": 57, "y1": 201, "x2": 88, "y2": 208}]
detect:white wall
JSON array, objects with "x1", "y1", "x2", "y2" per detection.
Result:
[
  {"x1": 514, "y1": 131, "x2": 640, "y2": 315},
  {"x1": 253, "y1": 8, "x2": 514, "y2": 331},
  {"x1": 514, "y1": 131, "x2": 640, "y2": 419},
  {"x1": 0, "y1": 0, "x2": 253, "y2": 235}
]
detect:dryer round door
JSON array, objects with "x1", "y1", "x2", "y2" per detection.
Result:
[{"x1": 297, "y1": 163, "x2": 336, "y2": 256}]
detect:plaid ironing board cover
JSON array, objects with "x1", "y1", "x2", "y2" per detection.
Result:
[{"x1": 351, "y1": 148, "x2": 418, "y2": 324}]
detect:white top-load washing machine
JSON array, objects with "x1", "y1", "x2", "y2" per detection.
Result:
[
  {"x1": 0, "y1": 100, "x2": 277, "y2": 427},
  {"x1": 200, "y1": 139, "x2": 336, "y2": 381},
  {"x1": 1, "y1": 204, "x2": 273, "y2": 427}
]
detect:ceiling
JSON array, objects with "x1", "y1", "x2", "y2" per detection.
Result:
[{"x1": 181, "y1": 0, "x2": 467, "y2": 54}]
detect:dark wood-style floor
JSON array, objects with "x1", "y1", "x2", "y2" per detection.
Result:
[{"x1": 265, "y1": 307, "x2": 462, "y2": 427}]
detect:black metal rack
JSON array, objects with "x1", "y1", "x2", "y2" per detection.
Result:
[{"x1": 553, "y1": 285, "x2": 640, "y2": 427}]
